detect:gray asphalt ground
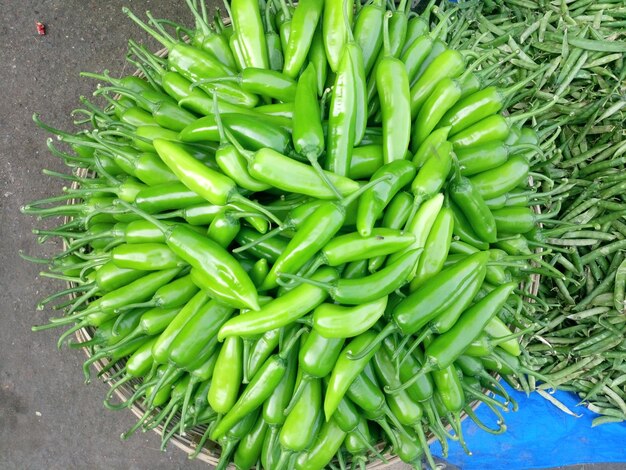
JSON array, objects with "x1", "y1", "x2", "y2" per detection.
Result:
[{"x1": 1, "y1": 2, "x2": 625, "y2": 470}]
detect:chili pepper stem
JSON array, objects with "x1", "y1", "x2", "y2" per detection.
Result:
[
  {"x1": 162, "y1": 421, "x2": 182, "y2": 450},
  {"x1": 355, "y1": 428, "x2": 388, "y2": 464},
  {"x1": 465, "y1": 405, "x2": 507, "y2": 435},
  {"x1": 112, "y1": 311, "x2": 131, "y2": 336},
  {"x1": 145, "y1": 400, "x2": 177, "y2": 431},
  {"x1": 36, "y1": 283, "x2": 93, "y2": 310},
  {"x1": 122, "y1": 406, "x2": 154, "y2": 440},
  {"x1": 463, "y1": 383, "x2": 508, "y2": 411},
  {"x1": 147, "y1": 364, "x2": 177, "y2": 408},
  {"x1": 160, "y1": 403, "x2": 180, "y2": 433},
  {"x1": 102, "y1": 375, "x2": 134, "y2": 409},
  {"x1": 65, "y1": 285, "x2": 101, "y2": 316},
  {"x1": 102, "y1": 366, "x2": 127, "y2": 384},
  {"x1": 233, "y1": 226, "x2": 285, "y2": 253},
  {"x1": 385, "y1": 361, "x2": 434, "y2": 394},
  {"x1": 283, "y1": 374, "x2": 311, "y2": 415},
  {"x1": 122, "y1": 7, "x2": 174, "y2": 50},
  {"x1": 230, "y1": 194, "x2": 284, "y2": 228},
  {"x1": 346, "y1": 322, "x2": 398, "y2": 361},
  {"x1": 396, "y1": 328, "x2": 430, "y2": 366},
  {"x1": 180, "y1": 377, "x2": 198, "y2": 435},
  {"x1": 307, "y1": 154, "x2": 343, "y2": 200},
  {"x1": 413, "y1": 423, "x2": 436, "y2": 469},
  {"x1": 82, "y1": 349, "x2": 111, "y2": 383},
  {"x1": 56, "y1": 321, "x2": 88, "y2": 349},
  {"x1": 425, "y1": 401, "x2": 452, "y2": 452},
  {"x1": 451, "y1": 412, "x2": 472, "y2": 455}
]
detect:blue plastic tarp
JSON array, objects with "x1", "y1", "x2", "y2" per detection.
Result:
[{"x1": 430, "y1": 383, "x2": 626, "y2": 468}]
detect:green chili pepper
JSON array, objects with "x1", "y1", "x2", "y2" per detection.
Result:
[
  {"x1": 410, "y1": 206, "x2": 454, "y2": 290},
  {"x1": 233, "y1": 413, "x2": 268, "y2": 470},
  {"x1": 184, "y1": 1, "x2": 238, "y2": 69},
  {"x1": 354, "y1": 251, "x2": 490, "y2": 361},
  {"x1": 245, "y1": 147, "x2": 360, "y2": 200},
  {"x1": 262, "y1": 340, "x2": 298, "y2": 460},
  {"x1": 484, "y1": 316, "x2": 521, "y2": 357},
  {"x1": 492, "y1": 206, "x2": 556, "y2": 235},
  {"x1": 324, "y1": 330, "x2": 380, "y2": 420},
  {"x1": 348, "y1": 144, "x2": 384, "y2": 179},
  {"x1": 325, "y1": 26, "x2": 357, "y2": 177},
  {"x1": 354, "y1": 0, "x2": 384, "y2": 75},
  {"x1": 408, "y1": 141, "x2": 452, "y2": 219},
  {"x1": 391, "y1": 283, "x2": 516, "y2": 394},
  {"x1": 308, "y1": 23, "x2": 328, "y2": 96},
  {"x1": 344, "y1": 367, "x2": 410, "y2": 440},
  {"x1": 84, "y1": 137, "x2": 178, "y2": 187},
  {"x1": 250, "y1": 258, "x2": 269, "y2": 288},
  {"x1": 313, "y1": 296, "x2": 388, "y2": 338},
  {"x1": 209, "y1": 336, "x2": 243, "y2": 414},
  {"x1": 291, "y1": 63, "x2": 340, "y2": 195},
  {"x1": 212, "y1": 102, "x2": 272, "y2": 193},
  {"x1": 214, "y1": 409, "x2": 260, "y2": 470},
  {"x1": 284, "y1": 329, "x2": 344, "y2": 416},
  {"x1": 402, "y1": 34, "x2": 434, "y2": 87},
  {"x1": 246, "y1": 328, "x2": 282, "y2": 382},
  {"x1": 95, "y1": 261, "x2": 146, "y2": 292},
  {"x1": 167, "y1": 299, "x2": 235, "y2": 371},
  {"x1": 344, "y1": 418, "x2": 379, "y2": 469},
  {"x1": 109, "y1": 243, "x2": 186, "y2": 271},
  {"x1": 294, "y1": 417, "x2": 346, "y2": 470},
  {"x1": 135, "y1": 182, "x2": 206, "y2": 213},
  {"x1": 210, "y1": 330, "x2": 302, "y2": 440},
  {"x1": 259, "y1": 181, "x2": 380, "y2": 290},
  {"x1": 117, "y1": 201, "x2": 260, "y2": 311},
  {"x1": 282, "y1": 248, "x2": 422, "y2": 305},
  {"x1": 179, "y1": 112, "x2": 291, "y2": 153},
  {"x1": 323, "y1": 0, "x2": 354, "y2": 72},
  {"x1": 229, "y1": 0, "x2": 269, "y2": 69},
  {"x1": 124, "y1": 8, "x2": 235, "y2": 82},
  {"x1": 372, "y1": 347, "x2": 436, "y2": 468},
  {"x1": 356, "y1": 160, "x2": 416, "y2": 236},
  {"x1": 218, "y1": 267, "x2": 337, "y2": 340},
  {"x1": 449, "y1": 114, "x2": 510, "y2": 149},
  {"x1": 469, "y1": 155, "x2": 530, "y2": 200},
  {"x1": 449, "y1": 169, "x2": 498, "y2": 244},
  {"x1": 402, "y1": 14, "x2": 428, "y2": 54},
  {"x1": 432, "y1": 364, "x2": 468, "y2": 446},
  {"x1": 446, "y1": 199, "x2": 489, "y2": 250},
  {"x1": 410, "y1": 49, "x2": 465, "y2": 119},
  {"x1": 378, "y1": 12, "x2": 411, "y2": 164},
  {"x1": 316, "y1": 228, "x2": 416, "y2": 267},
  {"x1": 439, "y1": 67, "x2": 546, "y2": 135},
  {"x1": 40, "y1": 267, "x2": 183, "y2": 350},
  {"x1": 388, "y1": 192, "x2": 444, "y2": 265},
  {"x1": 116, "y1": 274, "x2": 199, "y2": 312},
  {"x1": 263, "y1": 2, "x2": 284, "y2": 71},
  {"x1": 283, "y1": 0, "x2": 324, "y2": 77},
  {"x1": 208, "y1": 67, "x2": 296, "y2": 102},
  {"x1": 368, "y1": 191, "x2": 414, "y2": 272},
  {"x1": 455, "y1": 142, "x2": 524, "y2": 177}
]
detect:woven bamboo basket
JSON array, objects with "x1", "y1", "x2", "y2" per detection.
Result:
[
  {"x1": 68, "y1": 164, "x2": 542, "y2": 469},
  {"x1": 63, "y1": 27, "x2": 542, "y2": 469}
]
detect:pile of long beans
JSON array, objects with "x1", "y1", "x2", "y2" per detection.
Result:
[
  {"x1": 439, "y1": 0, "x2": 626, "y2": 426},
  {"x1": 21, "y1": 0, "x2": 565, "y2": 468}
]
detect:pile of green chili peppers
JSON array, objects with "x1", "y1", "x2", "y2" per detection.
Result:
[
  {"x1": 439, "y1": 0, "x2": 626, "y2": 427},
  {"x1": 19, "y1": 0, "x2": 590, "y2": 467}
]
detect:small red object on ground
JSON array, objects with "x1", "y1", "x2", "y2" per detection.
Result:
[{"x1": 36, "y1": 21, "x2": 45, "y2": 35}]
